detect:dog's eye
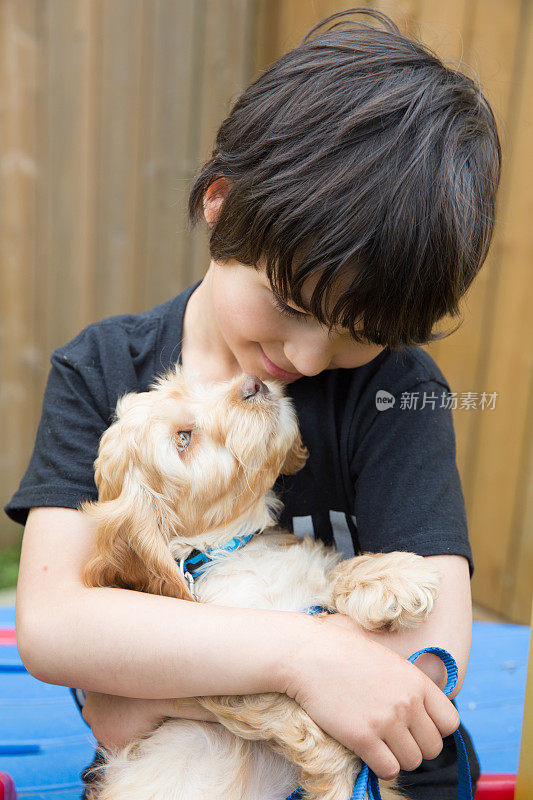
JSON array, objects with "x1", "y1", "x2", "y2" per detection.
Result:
[{"x1": 175, "y1": 431, "x2": 192, "y2": 451}]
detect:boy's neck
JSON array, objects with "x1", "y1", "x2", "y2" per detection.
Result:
[{"x1": 181, "y1": 263, "x2": 243, "y2": 382}]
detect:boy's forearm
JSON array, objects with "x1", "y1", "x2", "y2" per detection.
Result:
[
  {"x1": 352, "y1": 622, "x2": 458, "y2": 694},
  {"x1": 354, "y1": 554, "x2": 473, "y2": 698},
  {"x1": 18, "y1": 584, "x2": 310, "y2": 699}
]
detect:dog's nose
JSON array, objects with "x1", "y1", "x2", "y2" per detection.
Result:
[{"x1": 241, "y1": 375, "x2": 269, "y2": 400}]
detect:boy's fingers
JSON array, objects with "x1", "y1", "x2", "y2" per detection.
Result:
[
  {"x1": 408, "y1": 716, "x2": 444, "y2": 761},
  {"x1": 354, "y1": 739, "x2": 401, "y2": 781},
  {"x1": 383, "y1": 726, "x2": 423, "y2": 772},
  {"x1": 424, "y1": 688, "x2": 460, "y2": 738}
]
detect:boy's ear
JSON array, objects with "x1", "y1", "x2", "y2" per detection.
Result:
[
  {"x1": 203, "y1": 176, "x2": 232, "y2": 227},
  {"x1": 280, "y1": 434, "x2": 309, "y2": 476}
]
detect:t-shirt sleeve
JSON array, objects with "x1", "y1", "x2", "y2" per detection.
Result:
[
  {"x1": 4, "y1": 348, "x2": 110, "y2": 525},
  {"x1": 350, "y1": 379, "x2": 474, "y2": 575}
]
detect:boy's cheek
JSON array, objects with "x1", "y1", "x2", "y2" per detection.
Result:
[{"x1": 213, "y1": 280, "x2": 279, "y2": 342}]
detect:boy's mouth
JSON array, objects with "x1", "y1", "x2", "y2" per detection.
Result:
[{"x1": 259, "y1": 346, "x2": 303, "y2": 381}]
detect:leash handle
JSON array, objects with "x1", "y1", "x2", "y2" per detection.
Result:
[
  {"x1": 407, "y1": 646, "x2": 459, "y2": 693},
  {"x1": 350, "y1": 647, "x2": 472, "y2": 800}
]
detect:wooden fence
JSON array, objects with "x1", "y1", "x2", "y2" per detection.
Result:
[{"x1": 1, "y1": 0, "x2": 531, "y2": 622}]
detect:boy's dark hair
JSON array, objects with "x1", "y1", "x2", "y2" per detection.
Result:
[{"x1": 188, "y1": 7, "x2": 502, "y2": 350}]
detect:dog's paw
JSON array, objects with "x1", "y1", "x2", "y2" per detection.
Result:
[{"x1": 331, "y1": 552, "x2": 440, "y2": 632}]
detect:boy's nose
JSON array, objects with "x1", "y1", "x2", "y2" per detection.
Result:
[
  {"x1": 241, "y1": 375, "x2": 269, "y2": 399},
  {"x1": 283, "y1": 343, "x2": 332, "y2": 377}
]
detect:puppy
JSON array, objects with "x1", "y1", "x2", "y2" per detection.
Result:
[{"x1": 81, "y1": 366, "x2": 440, "y2": 800}]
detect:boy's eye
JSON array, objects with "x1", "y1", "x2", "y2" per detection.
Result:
[{"x1": 272, "y1": 294, "x2": 311, "y2": 321}]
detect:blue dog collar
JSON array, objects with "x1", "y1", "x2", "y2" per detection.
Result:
[{"x1": 176, "y1": 531, "x2": 260, "y2": 598}]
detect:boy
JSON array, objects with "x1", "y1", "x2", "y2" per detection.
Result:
[{"x1": 7, "y1": 9, "x2": 500, "y2": 799}]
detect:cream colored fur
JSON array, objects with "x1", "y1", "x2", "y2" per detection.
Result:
[{"x1": 81, "y1": 366, "x2": 440, "y2": 800}]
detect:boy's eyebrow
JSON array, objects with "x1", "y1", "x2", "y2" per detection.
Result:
[
  {"x1": 272, "y1": 283, "x2": 367, "y2": 335},
  {"x1": 291, "y1": 297, "x2": 312, "y2": 313},
  {"x1": 272, "y1": 287, "x2": 311, "y2": 313},
  {"x1": 276, "y1": 286, "x2": 371, "y2": 340}
]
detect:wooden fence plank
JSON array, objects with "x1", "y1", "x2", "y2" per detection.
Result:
[
  {"x1": 141, "y1": 0, "x2": 197, "y2": 311},
  {"x1": 515, "y1": 600, "x2": 533, "y2": 799},
  {"x1": 42, "y1": 0, "x2": 97, "y2": 355},
  {"x1": 185, "y1": 0, "x2": 258, "y2": 288},
  {"x1": 510, "y1": 367, "x2": 533, "y2": 621},
  {"x1": 464, "y1": 0, "x2": 533, "y2": 619},
  {"x1": 93, "y1": 0, "x2": 146, "y2": 319},
  {"x1": 0, "y1": 0, "x2": 38, "y2": 545}
]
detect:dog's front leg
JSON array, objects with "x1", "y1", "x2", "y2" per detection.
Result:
[
  {"x1": 329, "y1": 551, "x2": 440, "y2": 632},
  {"x1": 198, "y1": 693, "x2": 401, "y2": 800}
]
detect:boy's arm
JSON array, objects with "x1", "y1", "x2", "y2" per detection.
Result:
[
  {"x1": 80, "y1": 692, "x2": 218, "y2": 751},
  {"x1": 15, "y1": 507, "x2": 299, "y2": 698},
  {"x1": 325, "y1": 554, "x2": 472, "y2": 699},
  {"x1": 17, "y1": 506, "x2": 460, "y2": 780}
]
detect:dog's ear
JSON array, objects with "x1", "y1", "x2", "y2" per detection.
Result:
[
  {"x1": 280, "y1": 434, "x2": 309, "y2": 476},
  {"x1": 81, "y1": 488, "x2": 194, "y2": 601},
  {"x1": 81, "y1": 395, "x2": 194, "y2": 601}
]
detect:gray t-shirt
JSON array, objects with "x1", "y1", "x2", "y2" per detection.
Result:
[{"x1": 5, "y1": 278, "x2": 473, "y2": 574}]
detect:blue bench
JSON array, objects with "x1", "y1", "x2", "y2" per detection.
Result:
[{"x1": 0, "y1": 607, "x2": 96, "y2": 800}]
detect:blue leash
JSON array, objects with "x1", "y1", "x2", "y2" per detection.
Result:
[{"x1": 286, "y1": 611, "x2": 472, "y2": 800}]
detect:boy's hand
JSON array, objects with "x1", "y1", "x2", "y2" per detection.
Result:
[
  {"x1": 282, "y1": 619, "x2": 460, "y2": 781},
  {"x1": 82, "y1": 692, "x2": 216, "y2": 751}
]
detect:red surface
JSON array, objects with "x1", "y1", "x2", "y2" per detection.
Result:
[
  {"x1": 0, "y1": 628, "x2": 16, "y2": 645},
  {"x1": 0, "y1": 772, "x2": 17, "y2": 800},
  {"x1": 475, "y1": 774, "x2": 516, "y2": 799}
]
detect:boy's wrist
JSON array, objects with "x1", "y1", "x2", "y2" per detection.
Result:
[{"x1": 271, "y1": 611, "x2": 334, "y2": 697}]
